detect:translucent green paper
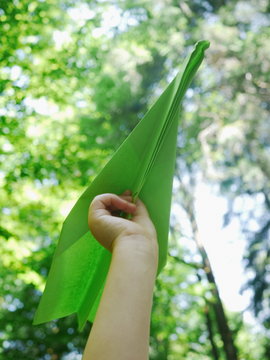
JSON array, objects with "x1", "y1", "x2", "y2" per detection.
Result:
[{"x1": 34, "y1": 40, "x2": 210, "y2": 330}]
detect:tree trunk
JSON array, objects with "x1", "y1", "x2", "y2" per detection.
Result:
[
  {"x1": 204, "y1": 305, "x2": 220, "y2": 360},
  {"x1": 176, "y1": 173, "x2": 239, "y2": 360}
]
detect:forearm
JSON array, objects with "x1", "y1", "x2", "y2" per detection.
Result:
[{"x1": 82, "y1": 236, "x2": 158, "y2": 360}]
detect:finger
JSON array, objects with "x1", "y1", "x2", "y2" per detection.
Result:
[
  {"x1": 131, "y1": 197, "x2": 156, "y2": 233},
  {"x1": 121, "y1": 189, "x2": 132, "y2": 196},
  {"x1": 110, "y1": 196, "x2": 136, "y2": 214},
  {"x1": 119, "y1": 194, "x2": 133, "y2": 203},
  {"x1": 133, "y1": 197, "x2": 149, "y2": 218},
  {"x1": 90, "y1": 194, "x2": 136, "y2": 216}
]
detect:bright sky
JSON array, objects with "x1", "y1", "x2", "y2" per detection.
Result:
[
  {"x1": 171, "y1": 177, "x2": 253, "y2": 324},
  {"x1": 194, "y1": 181, "x2": 251, "y2": 313}
]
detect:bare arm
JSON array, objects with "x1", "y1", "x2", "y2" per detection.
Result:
[{"x1": 82, "y1": 190, "x2": 158, "y2": 360}]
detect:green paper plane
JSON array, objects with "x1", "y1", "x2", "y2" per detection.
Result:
[{"x1": 34, "y1": 40, "x2": 210, "y2": 331}]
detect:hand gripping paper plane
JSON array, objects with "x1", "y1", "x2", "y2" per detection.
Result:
[{"x1": 34, "y1": 40, "x2": 210, "y2": 331}]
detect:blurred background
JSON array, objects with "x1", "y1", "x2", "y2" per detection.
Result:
[{"x1": 0, "y1": 0, "x2": 269, "y2": 359}]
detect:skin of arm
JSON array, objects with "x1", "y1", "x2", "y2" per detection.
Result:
[{"x1": 82, "y1": 190, "x2": 159, "y2": 360}]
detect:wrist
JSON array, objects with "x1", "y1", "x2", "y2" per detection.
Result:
[{"x1": 112, "y1": 234, "x2": 159, "y2": 271}]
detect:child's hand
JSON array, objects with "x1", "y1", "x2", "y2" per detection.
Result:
[
  {"x1": 88, "y1": 190, "x2": 158, "y2": 255},
  {"x1": 85, "y1": 190, "x2": 158, "y2": 360}
]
